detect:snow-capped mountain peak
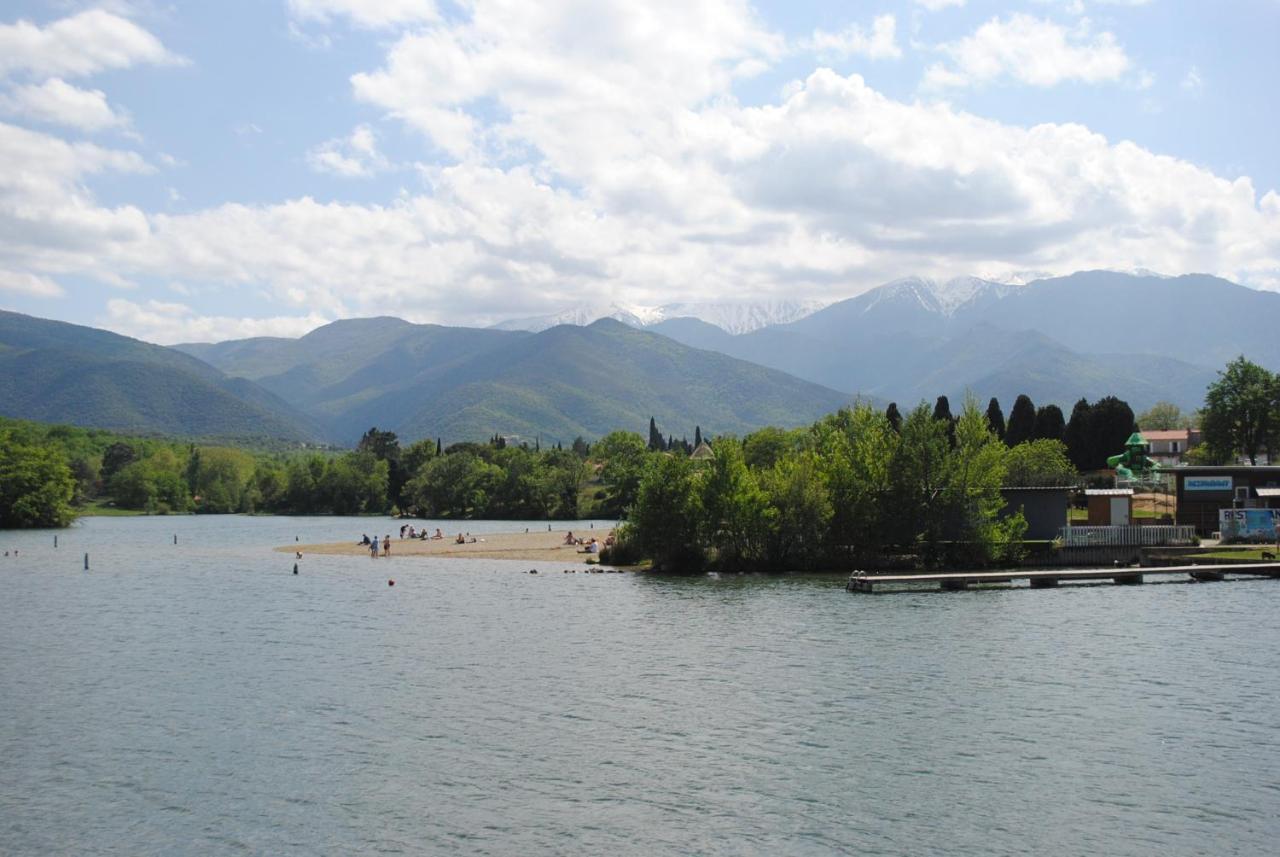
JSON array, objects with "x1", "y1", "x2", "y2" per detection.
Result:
[{"x1": 490, "y1": 298, "x2": 827, "y2": 334}]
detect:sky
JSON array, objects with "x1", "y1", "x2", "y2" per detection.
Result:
[{"x1": 0, "y1": 0, "x2": 1277, "y2": 344}]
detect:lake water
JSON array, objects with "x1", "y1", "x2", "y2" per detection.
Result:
[{"x1": 2, "y1": 515, "x2": 1278, "y2": 856}]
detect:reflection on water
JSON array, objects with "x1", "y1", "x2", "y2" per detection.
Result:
[{"x1": 2, "y1": 516, "x2": 1278, "y2": 855}]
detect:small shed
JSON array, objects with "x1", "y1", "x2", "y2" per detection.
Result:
[
  {"x1": 999, "y1": 486, "x2": 1073, "y2": 540},
  {"x1": 1085, "y1": 488, "x2": 1134, "y2": 526}
]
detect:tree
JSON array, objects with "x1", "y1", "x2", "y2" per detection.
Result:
[
  {"x1": 885, "y1": 402, "x2": 902, "y2": 434},
  {"x1": 935, "y1": 397, "x2": 1011, "y2": 565},
  {"x1": 0, "y1": 435, "x2": 76, "y2": 528},
  {"x1": 758, "y1": 451, "x2": 832, "y2": 569},
  {"x1": 1063, "y1": 398, "x2": 1094, "y2": 471},
  {"x1": 1089, "y1": 396, "x2": 1138, "y2": 470},
  {"x1": 743, "y1": 426, "x2": 800, "y2": 471},
  {"x1": 647, "y1": 417, "x2": 666, "y2": 451},
  {"x1": 1004, "y1": 394, "x2": 1037, "y2": 447},
  {"x1": 1032, "y1": 404, "x2": 1065, "y2": 441},
  {"x1": 933, "y1": 395, "x2": 956, "y2": 448},
  {"x1": 1201, "y1": 356, "x2": 1280, "y2": 465},
  {"x1": 629, "y1": 454, "x2": 704, "y2": 571},
  {"x1": 595, "y1": 431, "x2": 649, "y2": 515},
  {"x1": 885, "y1": 403, "x2": 950, "y2": 551},
  {"x1": 100, "y1": 441, "x2": 137, "y2": 483},
  {"x1": 1004, "y1": 439, "x2": 1078, "y2": 487},
  {"x1": 1137, "y1": 401, "x2": 1185, "y2": 431},
  {"x1": 694, "y1": 426, "x2": 703, "y2": 448},
  {"x1": 985, "y1": 397, "x2": 1006, "y2": 442},
  {"x1": 700, "y1": 438, "x2": 769, "y2": 568}
]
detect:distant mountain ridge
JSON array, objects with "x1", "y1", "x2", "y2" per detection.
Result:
[
  {"x1": 0, "y1": 310, "x2": 325, "y2": 441},
  {"x1": 491, "y1": 298, "x2": 827, "y2": 334},
  {"x1": 177, "y1": 317, "x2": 853, "y2": 444},
  {"x1": 647, "y1": 271, "x2": 1276, "y2": 411}
]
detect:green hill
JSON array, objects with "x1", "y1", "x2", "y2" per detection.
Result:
[
  {"x1": 181, "y1": 318, "x2": 853, "y2": 444},
  {"x1": 0, "y1": 311, "x2": 325, "y2": 441}
]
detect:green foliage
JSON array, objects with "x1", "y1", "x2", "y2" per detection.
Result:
[
  {"x1": 595, "y1": 431, "x2": 648, "y2": 515},
  {"x1": 629, "y1": 454, "x2": 705, "y2": 571},
  {"x1": 1003, "y1": 440, "x2": 1078, "y2": 487},
  {"x1": 1005, "y1": 394, "x2": 1037, "y2": 447},
  {"x1": 1032, "y1": 404, "x2": 1065, "y2": 441},
  {"x1": 1136, "y1": 401, "x2": 1186, "y2": 431},
  {"x1": 0, "y1": 432, "x2": 77, "y2": 528},
  {"x1": 1201, "y1": 356, "x2": 1280, "y2": 465}
]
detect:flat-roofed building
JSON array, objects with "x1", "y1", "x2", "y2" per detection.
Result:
[{"x1": 1172, "y1": 465, "x2": 1280, "y2": 535}]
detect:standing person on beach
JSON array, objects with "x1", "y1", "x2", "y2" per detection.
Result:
[
  {"x1": 383, "y1": 535, "x2": 391, "y2": 557},
  {"x1": 370, "y1": 538, "x2": 379, "y2": 559}
]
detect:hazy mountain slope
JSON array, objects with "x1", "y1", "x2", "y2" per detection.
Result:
[
  {"x1": 961, "y1": 271, "x2": 1280, "y2": 367},
  {"x1": 0, "y1": 311, "x2": 324, "y2": 440},
  {"x1": 345, "y1": 319, "x2": 854, "y2": 443},
  {"x1": 882, "y1": 325, "x2": 1218, "y2": 411}
]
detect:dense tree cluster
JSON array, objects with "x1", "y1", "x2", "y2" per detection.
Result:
[
  {"x1": 620, "y1": 399, "x2": 1078, "y2": 573},
  {"x1": 1199, "y1": 356, "x2": 1280, "y2": 464}
]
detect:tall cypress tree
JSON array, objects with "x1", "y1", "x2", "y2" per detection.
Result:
[
  {"x1": 1063, "y1": 399, "x2": 1093, "y2": 470},
  {"x1": 933, "y1": 395, "x2": 956, "y2": 448},
  {"x1": 648, "y1": 417, "x2": 664, "y2": 451},
  {"x1": 886, "y1": 402, "x2": 902, "y2": 434},
  {"x1": 694, "y1": 426, "x2": 703, "y2": 447},
  {"x1": 1033, "y1": 404, "x2": 1066, "y2": 441},
  {"x1": 1005, "y1": 394, "x2": 1037, "y2": 447},
  {"x1": 985, "y1": 397, "x2": 1006, "y2": 442}
]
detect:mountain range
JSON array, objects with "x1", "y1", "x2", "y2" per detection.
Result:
[
  {"x1": 177, "y1": 318, "x2": 852, "y2": 444},
  {"x1": 642, "y1": 271, "x2": 1270, "y2": 412},
  {"x1": 3, "y1": 270, "x2": 1274, "y2": 445}
]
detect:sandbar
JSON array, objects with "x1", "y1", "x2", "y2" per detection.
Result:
[{"x1": 279, "y1": 528, "x2": 614, "y2": 564}]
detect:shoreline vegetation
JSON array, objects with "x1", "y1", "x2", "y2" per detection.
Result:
[{"x1": 5, "y1": 355, "x2": 1277, "y2": 573}]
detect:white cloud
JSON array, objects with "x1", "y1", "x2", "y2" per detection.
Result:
[
  {"x1": 102, "y1": 298, "x2": 331, "y2": 344},
  {"x1": 0, "y1": 78, "x2": 127, "y2": 131},
  {"x1": 923, "y1": 14, "x2": 1131, "y2": 89},
  {"x1": 807, "y1": 15, "x2": 901, "y2": 60},
  {"x1": 306, "y1": 124, "x2": 390, "y2": 177},
  {"x1": 0, "y1": 268, "x2": 64, "y2": 298},
  {"x1": 1, "y1": 2, "x2": 1277, "y2": 333},
  {"x1": 915, "y1": 0, "x2": 965, "y2": 10},
  {"x1": 286, "y1": 0, "x2": 438, "y2": 29},
  {"x1": 0, "y1": 9, "x2": 184, "y2": 80},
  {"x1": 350, "y1": 0, "x2": 785, "y2": 161}
]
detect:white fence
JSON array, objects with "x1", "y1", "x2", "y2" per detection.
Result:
[{"x1": 1059, "y1": 525, "x2": 1198, "y2": 547}]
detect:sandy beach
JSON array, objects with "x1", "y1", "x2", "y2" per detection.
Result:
[{"x1": 279, "y1": 529, "x2": 613, "y2": 564}]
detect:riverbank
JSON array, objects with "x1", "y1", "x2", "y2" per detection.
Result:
[{"x1": 281, "y1": 528, "x2": 616, "y2": 564}]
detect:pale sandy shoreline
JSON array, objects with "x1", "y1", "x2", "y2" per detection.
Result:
[{"x1": 279, "y1": 529, "x2": 615, "y2": 564}]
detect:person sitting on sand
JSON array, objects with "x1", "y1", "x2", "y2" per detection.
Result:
[
  {"x1": 360, "y1": 534, "x2": 371, "y2": 545},
  {"x1": 563, "y1": 531, "x2": 575, "y2": 545},
  {"x1": 456, "y1": 533, "x2": 466, "y2": 544},
  {"x1": 578, "y1": 538, "x2": 599, "y2": 554},
  {"x1": 433, "y1": 528, "x2": 444, "y2": 540},
  {"x1": 605, "y1": 531, "x2": 616, "y2": 547}
]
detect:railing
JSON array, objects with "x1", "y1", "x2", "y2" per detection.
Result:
[{"x1": 1058, "y1": 525, "x2": 1197, "y2": 547}]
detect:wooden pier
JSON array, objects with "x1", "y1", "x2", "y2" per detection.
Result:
[{"x1": 846, "y1": 563, "x2": 1280, "y2": 593}]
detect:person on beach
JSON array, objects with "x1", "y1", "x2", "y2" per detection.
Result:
[
  {"x1": 433, "y1": 528, "x2": 444, "y2": 540},
  {"x1": 369, "y1": 538, "x2": 379, "y2": 559},
  {"x1": 456, "y1": 533, "x2": 466, "y2": 544},
  {"x1": 360, "y1": 534, "x2": 370, "y2": 545},
  {"x1": 383, "y1": 535, "x2": 391, "y2": 557},
  {"x1": 563, "y1": 531, "x2": 575, "y2": 545}
]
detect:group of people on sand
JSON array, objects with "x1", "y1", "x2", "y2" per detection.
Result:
[
  {"x1": 563, "y1": 530, "x2": 616, "y2": 554},
  {"x1": 360, "y1": 533, "x2": 392, "y2": 558},
  {"x1": 398, "y1": 524, "x2": 446, "y2": 541}
]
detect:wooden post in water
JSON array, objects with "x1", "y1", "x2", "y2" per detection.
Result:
[
  {"x1": 174, "y1": 534, "x2": 178, "y2": 545},
  {"x1": 54, "y1": 535, "x2": 57, "y2": 548},
  {"x1": 84, "y1": 553, "x2": 89, "y2": 570}
]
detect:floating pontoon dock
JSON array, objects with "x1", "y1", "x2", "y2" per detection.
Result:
[{"x1": 846, "y1": 563, "x2": 1280, "y2": 593}]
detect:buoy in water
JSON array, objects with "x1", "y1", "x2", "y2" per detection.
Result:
[
  {"x1": 388, "y1": 579, "x2": 395, "y2": 586},
  {"x1": 529, "y1": 569, "x2": 538, "y2": 574},
  {"x1": 293, "y1": 563, "x2": 299, "y2": 574}
]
